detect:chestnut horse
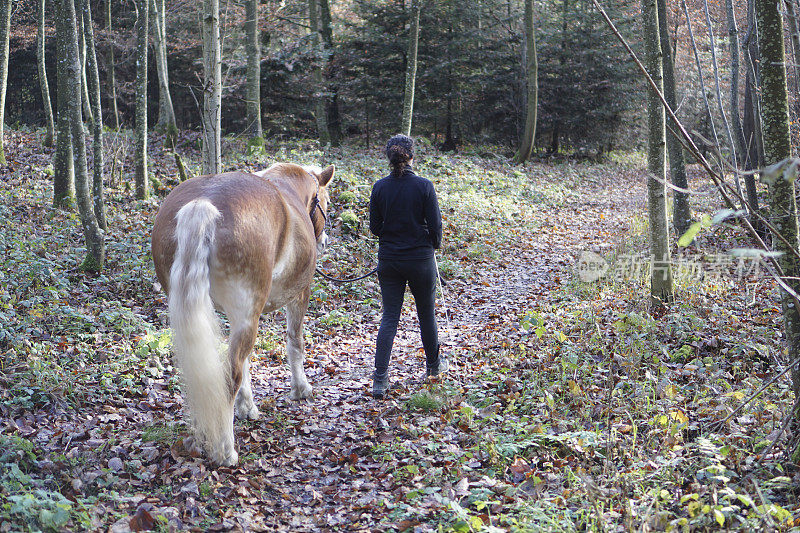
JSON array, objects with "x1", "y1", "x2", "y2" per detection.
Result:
[{"x1": 151, "y1": 163, "x2": 334, "y2": 465}]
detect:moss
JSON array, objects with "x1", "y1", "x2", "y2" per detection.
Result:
[
  {"x1": 164, "y1": 123, "x2": 179, "y2": 150},
  {"x1": 246, "y1": 136, "x2": 266, "y2": 156},
  {"x1": 339, "y1": 209, "x2": 359, "y2": 231},
  {"x1": 80, "y1": 253, "x2": 102, "y2": 273}
]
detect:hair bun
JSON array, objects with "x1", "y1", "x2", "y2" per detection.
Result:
[{"x1": 385, "y1": 134, "x2": 414, "y2": 161}]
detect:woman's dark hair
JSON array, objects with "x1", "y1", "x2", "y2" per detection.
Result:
[{"x1": 385, "y1": 134, "x2": 414, "y2": 177}]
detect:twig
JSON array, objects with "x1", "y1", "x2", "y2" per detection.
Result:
[
  {"x1": 753, "y1": 483, "x2": 777, "y2": 529},
  {"x1": 682, "y1": 0, "x2": 726, "y2": 180},
  {"x1": 708, "y1": 358, "x2": 800, "y2": 432},
  {"x1": 647, "y1": 165, "x2": 714, "y2": 196},
  {"x1": 757, "y1": 400, "x2": 795, "y2": 462},
  {"x1": 591, "y1": 0, "x2": 800, "y2": 277},
  {"x1": 274, "y1": 15, "x2": 311, "y2": 30}
]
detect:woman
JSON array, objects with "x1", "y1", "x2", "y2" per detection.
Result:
[{"x1": 368, "y1": 134, "x2": 444, "y2": 399}]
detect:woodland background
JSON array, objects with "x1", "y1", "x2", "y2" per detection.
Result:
[{"x1": 2, "y1": 0, "x2": 800, "y2": 531}]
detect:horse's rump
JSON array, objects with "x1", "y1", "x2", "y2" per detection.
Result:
[{"x1": 151, "y1": 164, "x2": 334, "y2": 466}]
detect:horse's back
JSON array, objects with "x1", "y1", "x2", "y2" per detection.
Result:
[{"x1": 152, "y1": 172, "x2": 289, "y2": 294}]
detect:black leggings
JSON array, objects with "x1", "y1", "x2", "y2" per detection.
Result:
[{"x1": 374, "y1": 257, "x2": 439, "y2": 376}]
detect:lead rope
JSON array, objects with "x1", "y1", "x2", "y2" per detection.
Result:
[
  {"x1": 433, "y1": 253, "x2": 452, "y2": 350},
  {"x1": 315, "y1": 266, "x2": 377, "y2": 283}
]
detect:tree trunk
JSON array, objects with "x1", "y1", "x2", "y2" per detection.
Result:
[
  {"x1": 549, "y1": 0, "x2": 569, "y2": 156},
  {"x1": 401, "y1": 0, "x2": 422, "y2": 136},
  {"x1": 134, "y1": 0, "x2": 149, "y2": 199},
  {"x1": 642, "y1": 0, "x2": 674, "y2": 306},
  {"x1": 702, "y1": 0, "x2": 743, "y2": 199},
  {"x1": 54, "y1": 0, "x2": 74, "y2": 208},
  {"x1": 0, "y1": 0, "x2": 11, "y2": 166},
  {"x1": 38, "y1": 0, "x2": 56, "y2": 148},
  {"x1": 365, "y1": 100, "x2": 370, "y2": 149},
  {"x1": 309, "y1": 0, "x2": 330, "y2": 145},
  {"x1": 244, "y1": 0, "x2": 262, "y2": 139},
  {"x1": 514, "y1": 0, "x2": 538, "y2": 164},
  {"x1": 742, "y1": 68, "x2": 760, "y2": 170},
  {"x1": 682, "y1": 0, "x2": 724, "y2": 175},
  {"x1": 150, "y1": 0, "x2": 176, "y2": 141},
  {"x1": 741, "y1": 0, "x2": 763, "y2": 231},
  {"x1": 76, "y1": 6, "x2": 92, "y2": 126},
  {"x1": 202, "y1": 0, "x2": 222, "y2": 175},
  {"x1": 725, "y1": 0, "x2": 747, "y2": 165},
  {"x1": 657, "y1": 0, "x2": 690, "y2": 235},
  {"x1": 784, "y1": 0, "x2": 800, "y2": 131},
  {"x1": 61, "y1": 0, "x2": 104, "y2": 270},
  {"x1": 105, "y1": 0, "x2": 119, "y2": 129},
  {"x1": 81, "y1": 0, "x2": 106, "y2": 230},
  {"x1": 755, "y1": 0, "x2": 800, "y2": 458},
  {"x1": 320, "y1": 0, "x2": 340, "y2": 145}
]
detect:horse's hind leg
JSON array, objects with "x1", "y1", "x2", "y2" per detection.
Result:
[
  {"x1": 235, "y1": 357, "x2": 260, "y2": 420},
  {"x1": 228, "y1": 314, "x2": 260, "y2": 417},
  {"x1": 286, "y1": 289, "x2": 313, "y2": 400},
  {"x1": 214, "y1": 282, "x2": 263, "y2": 464}
]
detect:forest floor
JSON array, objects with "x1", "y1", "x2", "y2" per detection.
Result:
[{"x1": 1, "y1": 131, "x2": 798, "y2": 532}]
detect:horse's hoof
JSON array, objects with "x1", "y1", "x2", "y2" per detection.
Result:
[
  {"x1": 289, "y1": 383, "x2": 313, "y2": 400},
  {"x1": 209, "y1": 447, "x2": 238, "y2": 467},
  {"x1": 222, "y1": 450, "x2": 238, "y2": 467},
  {"x1": 215, "y1": 451, "x2": 238, "y2": 467},
  {"x1": 184, "y1": 435, "x2": 203, "y2": 455},
  {"x1": 236, "y1": 403, "x2": 260, "y2": 420}
]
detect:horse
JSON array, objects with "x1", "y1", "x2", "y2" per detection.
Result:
[{"x1": 151, "y1": 163, "x2": 335, "y2": 466}]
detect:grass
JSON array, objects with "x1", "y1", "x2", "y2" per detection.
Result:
[
  {"x1": 141, "y1": 423, "x2": 179, "y2": 444},
  {"x1": 407, "y1": 390, "x2": 446, "y2": 412}
]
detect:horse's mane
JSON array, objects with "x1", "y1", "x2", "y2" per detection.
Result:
[{"x1": 262, "y1": 163, "x2": 316, "y2": 182}]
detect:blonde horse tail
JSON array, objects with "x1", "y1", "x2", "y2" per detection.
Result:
[{"x1": 168, "y1": 199, "x2": 234, "y2": 464}]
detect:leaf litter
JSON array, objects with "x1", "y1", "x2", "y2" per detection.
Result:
[{"x1": 0, "y1": 133, "x2": 798, "y2": 531}]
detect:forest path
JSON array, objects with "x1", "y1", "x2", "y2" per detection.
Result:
[{"x1": 230, "y1": 164, "x2": 649, "y2": 530}]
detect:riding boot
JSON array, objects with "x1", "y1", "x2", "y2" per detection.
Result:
[
  {"x1": 372, "y1": 370, "x2": 390, "y2": 399},
  {"x1": 426, "y1": 344, "x2": 447, "y2": 378}
]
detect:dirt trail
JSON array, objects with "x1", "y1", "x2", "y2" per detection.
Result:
[
  {"x1": 227, "y1": 167, "x2": 649, "y2": 531},
  {"x1": 1, "y1": 138, "x2": 652, "y2": 531}
]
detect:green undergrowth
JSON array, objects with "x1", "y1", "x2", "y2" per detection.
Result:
[
  {"x1": 364, "y1": 203, "x2": 797, "y2": 529},
  {"x1": 0, "y1": 435, "x2": 97, "y2": 532},
  {"x1": 4, "y1": 132, "x2": 792, "y2": 530},
  {"x1": 438, "y1": 215, "x2": 794, "y2": 530}
]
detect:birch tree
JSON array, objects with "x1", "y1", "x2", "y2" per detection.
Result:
[
  {"x1": 60, "y1": 0, "x2": 104, "y2": 270},
  {"x1": 134, "y1": 0, "x2": 149, "y2": 199},
  {"x1": 514, "y1": 0, "x2": 538, "y2": 164},
  {"x1": 656, "y1": 0, "x2": 690, "y2": 235},
  {"x1": 244, "y1": 0, "x2": 262, "y2": 139},
  {"x1": 202, "y1": 0, "x2": 222, "y2": 175},
  {"x1": 401, "y1": 0, "x2": 422, "y2": 137},
  {"x1": 76, "y1": 7, "x2": 92, "y2": 126},
  {"x1": 38, "y1": 0, "x2": 55, "y2": 147},
  {"x1": 642, "y1": 0, "x2": 673, "y2": 305},
  {"x1": 754, "y1": 0, "x2": 800, "y2": 456},
  {"x1": 54, "y1": 0, "x2": 74, "y2": 208},
  {"x1": 106, "y1": 0, "x2": 119, "y2": 129},
  {"x1": 309, "y1": 0, "x2": 331, "y2": 145},
  {"x1": 0, "y1": 0, "x2": 12, "y2": 166},
  {"x1": 81, "y1": 0, "x2": 106, "y2": 229},
  {"x1": 150, "y1": 0, "x2": 176, "y2": 142}
]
